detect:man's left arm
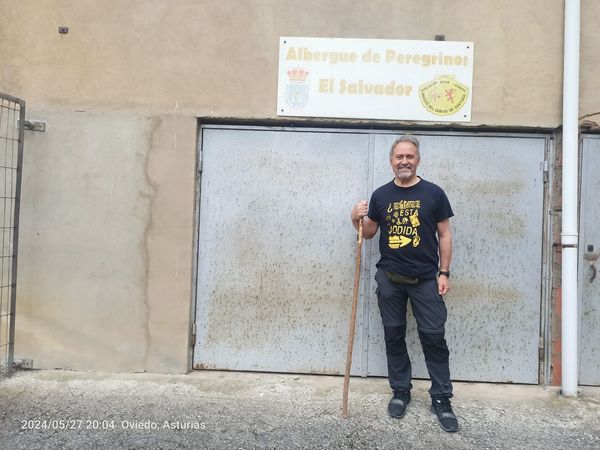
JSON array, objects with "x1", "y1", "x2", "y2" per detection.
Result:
[{"x1": 437, "y1": 219, "x2": 452, "y2": 295}]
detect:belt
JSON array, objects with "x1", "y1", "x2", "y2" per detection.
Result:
[{"x1": 385, "y1": 271, "x2": 419, "y2": 285}]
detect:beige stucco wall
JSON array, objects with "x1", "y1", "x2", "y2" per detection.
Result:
[
  {"x1": 1, "y1": 0, "x2": 598, "y2": 373},
  {"x1": 16, "y1": 111, "x2": 196, "y2": 372},
  {"x1": 3, "y1": 0, "x2": 599, "y2": 125},
  {"x1": 581, "y1": 1, "x2": 600, "y2": 128}
]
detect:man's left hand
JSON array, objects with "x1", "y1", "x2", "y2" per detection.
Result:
[{"x1": 438, "y1": 275, "x2": 450, "y2": 295}]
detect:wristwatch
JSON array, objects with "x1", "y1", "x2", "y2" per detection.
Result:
[{"x1": 438, "y1": 270, "x2": 450, "y2": 278}]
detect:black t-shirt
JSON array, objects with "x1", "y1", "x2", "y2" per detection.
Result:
[{"x1": 367, "y1": 177, "x2": 454, "y2": 278}]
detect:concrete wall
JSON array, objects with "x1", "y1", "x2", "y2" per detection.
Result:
[
  {"x1": 17, "y1": 112, "x2": 196, "y2": 372},
  {"x1": 0, "y1": 0, "x2": 598, "y2": 373},
  {"x1": 5, "y1": 0, "x2": 597, "y2": 126},
  {"x1": 581, "y1": 1, "x2": 600, "y2": 129}
]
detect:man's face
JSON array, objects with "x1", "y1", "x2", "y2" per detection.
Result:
[{"x1": 390, "y1": 141, "x2": 420, "y2": 181}]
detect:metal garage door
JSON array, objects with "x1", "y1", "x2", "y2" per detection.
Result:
[
  {"x1": 579, "y1": 135, "x2": 600, "y2": 386},
  {"x1": 366, "y1": 134, "x2": 546, "y2": 383},
  {"x1": 194, "y1": 126, "x2": 547, "y2": 383},
  {"x1": 193, "y1": 127, "x2": 370, "y2": 373}
]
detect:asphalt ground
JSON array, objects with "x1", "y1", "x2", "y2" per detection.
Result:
[{"x1": 1, "y1": 370, "x2": 599, "y2": 449}]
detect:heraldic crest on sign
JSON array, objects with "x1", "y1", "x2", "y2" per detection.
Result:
[
  {"x1": 419, "y1": 75, "x2": 469, "y2": 116},
  {"x1": 286, "y1": 68, "x2": 310, "y2": 108}
]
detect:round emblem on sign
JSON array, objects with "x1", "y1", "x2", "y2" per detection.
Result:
[{"x1": 419, "y1": 75, "x2": 469, "y2": 116}]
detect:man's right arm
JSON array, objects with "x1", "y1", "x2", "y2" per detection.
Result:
[{"x1": 351, "y1": 200, "x2": 379, "y2": 239}]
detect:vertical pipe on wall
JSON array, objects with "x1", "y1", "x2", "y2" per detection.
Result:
[{"x1": 561, "y1": 0, "x2": 580, "y2": 397}]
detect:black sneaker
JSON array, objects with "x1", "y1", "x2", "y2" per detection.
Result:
[
  {"x1": 431, "y1": 398, "x2": 459, "y2": 432},
  {"x1": 387, "y1": 390, "x2": 411, "y2": 418}
]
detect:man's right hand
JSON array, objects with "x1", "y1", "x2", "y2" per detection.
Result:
[
  {"x1": 351, "y1": 200, "x2": 379, "y2": 239},
  {"x1": 351, "y1": 200, "x2": 368, "y2": 222}
]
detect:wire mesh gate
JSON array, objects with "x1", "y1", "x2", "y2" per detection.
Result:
[{"x1": 0, "y1": 93, "x2": 25, "y2": 378}]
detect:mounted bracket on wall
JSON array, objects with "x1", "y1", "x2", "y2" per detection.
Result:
[
  {"x1": 18, "y1": 120, "x2": 46, "y2": 132},
  {"x1": 13, "y1": 359, "x2": 33, "y2": 369}
]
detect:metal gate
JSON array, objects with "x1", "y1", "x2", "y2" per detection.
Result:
[
  {"x1": 0, "y1": 93, "x2": 25, "y2": 378},
  {"x1": 194, "y1": 127, "x2": 370, "y2": 373},
  {"x1": 365, "y1": 134, "x2": 546, "y2": 383},
  {"x1": 579, "y1": 135, "x2": 600, "y2": 385},
  {"x1": 193, "y1": 126, "x2": 548, "y2": 383}
]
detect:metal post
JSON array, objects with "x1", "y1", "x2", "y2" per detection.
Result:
[{"x1": 7, "y1": 99, "x2": 25, "y2": 376}]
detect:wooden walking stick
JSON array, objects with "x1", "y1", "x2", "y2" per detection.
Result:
[{"x1": 342, "y1": 218, "x2": 363, "y2": 418}]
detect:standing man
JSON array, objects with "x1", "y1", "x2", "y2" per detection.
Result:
[{"x1": 350, "y1": 135, "x2": 458, "y2": 432}]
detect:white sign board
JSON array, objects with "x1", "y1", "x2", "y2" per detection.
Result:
[{"x1": 277, "y1": 37, "x2": 474, "y2": 122}]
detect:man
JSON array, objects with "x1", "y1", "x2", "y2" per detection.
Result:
[{"x1": 350, "y1": 135, "x2": 458, "y2": 432}]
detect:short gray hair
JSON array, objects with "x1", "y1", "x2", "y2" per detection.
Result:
[{"x1": 389, "y1": 135, "x2": 420, "y2": 159}]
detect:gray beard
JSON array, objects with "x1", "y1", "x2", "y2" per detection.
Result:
[{"x1": 396, "y1": 170, "x2": 412, "y2": 181}]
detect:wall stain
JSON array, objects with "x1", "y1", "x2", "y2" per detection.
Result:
[{"x1": 140, "y1": 116, "x2": 161, "y2": 370}]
